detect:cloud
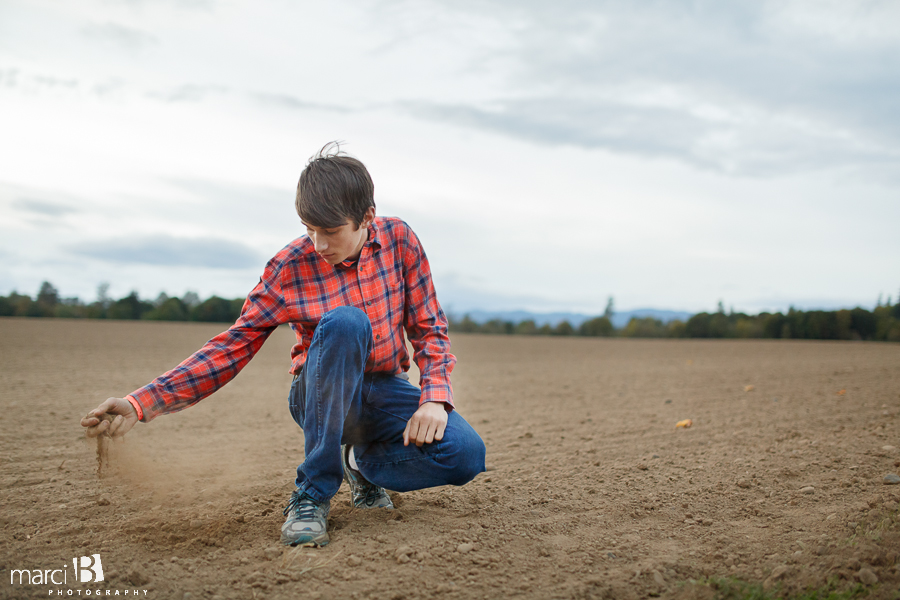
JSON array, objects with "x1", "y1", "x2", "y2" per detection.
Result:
[
  {"x1": 81, "y1": 22, "x2": 159, "y2": 52},
  {"x1": 13, "y1": 198, "x2": 78, "y2": 217},
  {"x1": 148, "y1": 84, "x2": 229, "y2": 103},
  {"x1": 70, "y1": 235, "x2": 261, "y2": 269},
  {"x1": 397, "y1": 0, "x2": 900, "y2": 177},
  {"x1": 104, "y1": 0, "x2": 214, "y2": 10},
  {"x1": 34, "y1": 75, "x2": 78, "y2": 89},
  {"x1": 404, "y1": 96, "x2": 892, "y2": 176},
  {"x1": 250, "y1": 93, "x2": 353, "y2": 113}
]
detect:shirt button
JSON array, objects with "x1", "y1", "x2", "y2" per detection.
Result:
[
  {"x1": 376, "y1": 334, "x2": 381, "y2": 339},
  {"x1": 366, "y1": 300, "x2": 371, "y2": 305}
]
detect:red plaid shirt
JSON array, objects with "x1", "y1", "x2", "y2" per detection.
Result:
[{"x1": 127, "y1": 217, "x2": 456, "y2": 422}]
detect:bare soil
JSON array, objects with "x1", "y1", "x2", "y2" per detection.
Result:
[{"x1": 1, "y1": 318, "x2": 899, "y2": 600}]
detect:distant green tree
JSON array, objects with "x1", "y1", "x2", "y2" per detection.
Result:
[
  {"x1": 96, "y1": 282, "x2": 112, "y2": 310},
  {"x1": 0, "y1": 292, "x2": 31, "y2": 316},
  {"x1": 873, "y1": 305, "x2": 898, "y2": 341},
  {"x1": 143, "y1": 297, "x2": 189, "y2": 321},
  {"x1": 603, "y1": 296, "x2": 614, "y2": 320},
  {"x1": 0, "y1": 294, "x2": 14, "y2": 316},
  {"x1": 191, "y1": 296, "x2": 239, "y2": 323},
  {"x1": 734, "y1": 317, "x2": 760, "y2": 338},
  {"x1": 850, "y1": 308, "x2": 877, "y2": 340},
  {"x1": 621, "y1": 317, "x2": 665, "y2": 338},
  {"x1": 107, "y1": 292, "x2": 154, "y2": 320},
  {"x1": 450, "y1": 315, "x2": 480, "y2": 333},
  {"x1": 708, "y1": 313, "x2": 730, "y2": 337},
  {"x1": 552, "y1": 320, "x2": 574, "y2": 336},
  {"x1": 182, "y1": 291, "x2": 201, "y2": 308},
  {"x1": 55, "y1": 297, "x2": 86, "y2": 319},
  {"x1": 760, "y1": 313, "x2": 785, "y2": 338},
  {"x1": 515, "y1": 319, "x2": 538, "y2": 335},
  {"x1": 666, "y1": 319, "x2": 687, "y2": 338},
  {"x1": 480, "y1": 319, "x2": 514, "y2": 334},
  {"x1": 578, "y1": 316, "x2": 613, "y2": 337},
  {"x1": 12, "y1": 292, "x2": 41, "y2": 317},
  {"x1": 686, "y1": 313, "x2": 711, "y2": 338},
  {"x1": 32, "y1": 281, "x2": 60, "y2": 317},
  {"x1": 37, "y1": 281, "x2": 59, "y2": 305}
]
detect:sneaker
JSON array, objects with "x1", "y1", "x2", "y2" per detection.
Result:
[
  {"x1": 281, "y1": 490, "x2": 330, "y2": 547},
  {"x1": 341, "y1": 445, "x2": 394, "y2": 509}
]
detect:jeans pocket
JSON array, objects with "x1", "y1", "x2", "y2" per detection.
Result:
[
  {"x1": 361, "y1": 377, "x2": 377, "y2": 405},
  {"x1": 288, "y1": 375, "x2": 305, "y2": 427}
]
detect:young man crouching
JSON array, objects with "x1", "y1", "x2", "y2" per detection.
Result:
[{"x1": 81, "y1": 143, "x2": 486, "y2": 547}]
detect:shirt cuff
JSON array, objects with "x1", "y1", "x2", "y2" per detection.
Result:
[{"x1": 125, "y1": 395, "x2": 144, "y2": 422}]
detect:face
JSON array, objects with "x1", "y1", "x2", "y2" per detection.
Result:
[{"x1": 303, "y1": 207, "x2": 375, "y2": 265}]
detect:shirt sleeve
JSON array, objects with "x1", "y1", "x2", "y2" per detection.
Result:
[
  {"x1": 401, "y1": 225, "x2": 457, "y2": 409},
  {"x1": 128, "y1": 257, "x2": 291, "y2": 422}
]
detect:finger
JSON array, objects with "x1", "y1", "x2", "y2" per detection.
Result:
[
  {"x1": 415, "y1": 419, "x2": 430, "y2": 447},
  {"x1": 109, "y1": 414, "x2": 125, "y2": 436},
  {"x1": 435, "y1": 419, "x2": 446, "y2": 442},
  {"x1": 80, "y1": 415, "x2": 100, "y2": 428},
  {"x1": 403, "y1": 420, "x2": 411, "y2": 447},
  {"x1": 424, "y1": 421, "x2": 437, "y2": 445},
  {"x1": 86, "y1": 419, "x2": 110, "y2": 439},
  {"x1": 91, "y1": 399, "x2": 116, "y2": 417}
]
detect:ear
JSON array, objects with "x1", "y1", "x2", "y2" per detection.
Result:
[{"x1": 362, "y1": 206, "x2": 376, "y2": 227}]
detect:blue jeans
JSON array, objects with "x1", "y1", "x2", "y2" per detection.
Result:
[{"x1": 288, "y1": 306, "x2": 486, "y2": 503}]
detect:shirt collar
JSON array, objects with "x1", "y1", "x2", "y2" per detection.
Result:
[
  {"x1": 337, "y1": 219, "x2": 381, "y2": 269},
  {"x1": 367, "y1": 218, "x2": 383, "y2": 251}
]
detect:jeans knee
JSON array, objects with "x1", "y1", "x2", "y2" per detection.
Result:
[
  {"x1": 444, "y1": 430, "x2": 486, "y2": 486},
  {"x1": 320, "y1": 306, "x2": 372, "y2": 340}
]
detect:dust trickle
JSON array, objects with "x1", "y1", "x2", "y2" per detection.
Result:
[{"x1": 93, "y1": 414, "x2": 116, "y2": 478}]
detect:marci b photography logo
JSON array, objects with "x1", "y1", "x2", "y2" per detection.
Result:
[
  {"x1": 9, "y1": 554, "x2": 102, "y2": 586},
  {"x1": 74, "y1": 554, "x2": 105, "y2": 583},
  {"x1": 6, "y1": 553, "x2": 153, "y2": 597}
]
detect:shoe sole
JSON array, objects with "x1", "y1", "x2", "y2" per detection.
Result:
[{"x1": 281, "y1": 532, "x2": 330, "y2": 547}]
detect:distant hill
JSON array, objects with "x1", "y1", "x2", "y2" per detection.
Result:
[{"x1": 454, "y1": 309, "x2": 693, "y2": 329}]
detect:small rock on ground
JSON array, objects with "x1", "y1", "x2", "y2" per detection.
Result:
[
  {"x1": 858, "y1": 567, "x2": 878, "y2": 585},
  {"x1": 883, "y1": 473, "x2": 900, "y2": 485},
  {"x1": 800, "y1": 486, "x2": 815, "y2": 494}
]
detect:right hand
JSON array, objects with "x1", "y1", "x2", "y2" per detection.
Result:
[{"x1": 81, "y1": 397, "x2": 139, "y2": 439}]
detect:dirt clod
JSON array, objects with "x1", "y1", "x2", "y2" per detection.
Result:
[{"x1": 858, "y1": 568, "x2": 879, "y2": 585}]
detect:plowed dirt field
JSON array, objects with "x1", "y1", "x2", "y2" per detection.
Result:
[{"x1": 2, "y1": 318, "x2": 899, "y2": 599}]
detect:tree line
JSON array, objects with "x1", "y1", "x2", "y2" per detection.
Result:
[
  {"x1": 0, "y1": 282, "x2": 244, "y2": 323},
  {"x1": 448, "y1": 298, "x2": 900, "y2": 342},
  {"x1": 2, "y1": 282, "x2": 899, "y2": 342}
]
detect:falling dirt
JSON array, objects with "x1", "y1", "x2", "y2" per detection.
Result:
[
  {"x1": 1, "y1": 318, "x2": 899, "y2": 599},
  {"x1": 92, "y1": 413, "x2": 116, "y2": 478}
]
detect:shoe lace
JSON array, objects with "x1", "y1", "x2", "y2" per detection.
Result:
[
  {"x1": 284, "y1": 491, "x2": 319, "y2": 519},
  {"x1": 362, "y1": 482, "x2": 385, "y2": 507}
]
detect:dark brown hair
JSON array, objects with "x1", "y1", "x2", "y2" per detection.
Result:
[{"x1": 296, "y1": 142, "x2": 375, "y2": 229}]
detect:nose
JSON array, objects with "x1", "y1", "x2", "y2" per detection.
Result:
[{"x1": 313, "y1": 235, "x2": 328, "y2": 253}]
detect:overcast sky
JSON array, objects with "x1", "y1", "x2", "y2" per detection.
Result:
[{"x1": 1, "y1": 0, "x2": 898, "y2": 316}]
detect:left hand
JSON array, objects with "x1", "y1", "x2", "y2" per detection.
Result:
[{"x1": 403, "y1": 402, "x2": 448, "y2": 447}]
